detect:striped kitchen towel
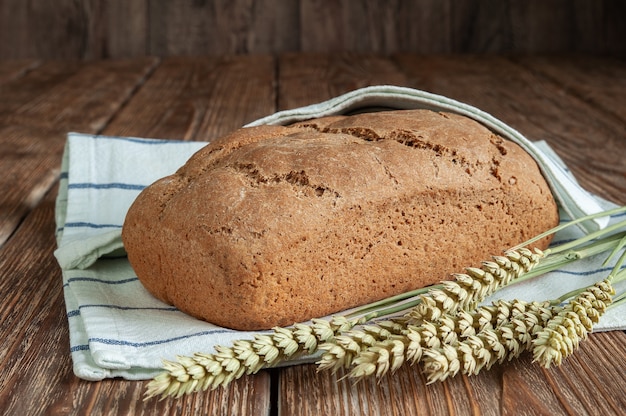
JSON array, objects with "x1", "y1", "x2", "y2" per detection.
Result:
[{"x1": 54, "y1": 87, "x2": 626, "y2": 381}]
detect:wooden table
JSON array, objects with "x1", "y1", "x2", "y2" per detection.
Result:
[{"x1": 1, "y1": 54, "x2": 625, "y2": 415}]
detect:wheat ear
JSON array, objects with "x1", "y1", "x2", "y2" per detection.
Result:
[
  {"x1": 406, "y1": 248, "x2": 543, "y2": 325},
  {"x1": 532, "y1": 279, "x2": 614, "y2": 368},
  {"x1": 346, "y1": 300, "x2": 554, "y2": 382},
  {"x1": 145, "y1": 316, "x2": 356, "y2": 399},
  {"x1": 421, "y1": 301, "x2": 558, "y2": 383}
]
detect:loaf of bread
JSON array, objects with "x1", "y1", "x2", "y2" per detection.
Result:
[{"x1": 122, "y1": 109, "x2": 559, "y2": 330}]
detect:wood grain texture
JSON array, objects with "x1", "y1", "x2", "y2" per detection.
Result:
[
  {"x1": 103, "y1": 55, "x2": 276, "y2": 141},
  {"x1": 299, "y1": 0, "x2": 503, "y2": 54},
  {"x1": 0, "y1": 0, "x2": 86, "y2": 59},
  {"x1": 1, "y1": 0, "x2": 625, "y2": 59},
  {"x1": 0, "y1": 186, "x2": 75, "y2": 415},
  {"x1": 84, "y1": 0, "x2": 149, "y2": 59},
  {"x1": 511, "y1": 55, "x2": 626, "y2": 124},
  {"x1": 0, "y1": 60, "x2": 39, "y2": 85},
  {"x1": 0, "y1": 59, "x2": 157, "y2": 247},
  {"x1": 278, "y1": 363, "x2": 479, "y2": 415},
  {"x1": 0, "y1": 58, "x2": 158, "y2": 132},
  {"x1": 299, "y1": 0, "x2": 626, "y2": 56},
  {"x1": 148, "y1": 0, "x2": 299, "y2": 56},
  {"x1": 0, "y1": 124, "x2": 63, "y2": 247},
  {"x1": 277, "y1": 52, "x2": 410, "y2": 110},
  {"x1": 0, "y1": 0, "x2": 148, "y2": 59},
  {"x1": 0, "y1": 60, "x2": 84, "y2": 120}
]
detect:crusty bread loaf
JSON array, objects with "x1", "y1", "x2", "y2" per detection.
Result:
[{"x1": 122, "y1": 109, "x2": 559, "y2": 330}]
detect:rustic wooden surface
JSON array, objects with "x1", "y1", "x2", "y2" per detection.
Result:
[
  {"x1": 1, "y1": 0, "x2": 626, "y2": 59},
  {"x1": 0, "y1": 54, "x2": 625, "y2": 415}
]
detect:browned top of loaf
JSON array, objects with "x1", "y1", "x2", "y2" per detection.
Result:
[{"x1": 122, "y1": 109, "x2": 559, "y2": 330}]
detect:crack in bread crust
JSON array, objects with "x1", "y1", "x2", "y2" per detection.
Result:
[{"x1": 230, "y1": 162, "x2": 342, "y2": 199}]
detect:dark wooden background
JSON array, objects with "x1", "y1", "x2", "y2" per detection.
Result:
[{"x1": 0, "y1": 0, "x2": 625, "y2": 60}]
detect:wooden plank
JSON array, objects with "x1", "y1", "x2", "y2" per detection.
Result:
[
  {"x1": 0, "y1": 1, "x2": 147, "y2": 60},
  {"x1": 277, "y1": 52, "x2": 411, "y2": 111},
  {"x1": 0, "y1": 125, "x2": 62, "y2": 247},
  {"x1": 82, "y1": 0, "x2": 148, "y2": 59},
  {"x1": 299, "y1": 0, "x2": 405, "y2": 53},
  {"x1": 511, "y1": 54, "x2": 626, "y2": 123},
  {"x1": 0, "y1": 61, "x2": 83, "y2": 118},
  {"x1": 298, "y1": 0, "x2": 626, "y2": 56},
  {"x1": 501, "y1": 332, "x2": 626, "y2": 415},
  {"x1": 0, "y1": 0, "x2": 87, "y2": 59},
  {"x1": 279, "y1": 362, "x2": 497, "y2": 415},
  {"x1": 0, "y1": 58, "x2": 159, "y2": 132},
  {"x1": 507, "y1": 1, "x2": 626, "y2": 55},
  {"x1": 103, "y1": 55, "x2": 276, "y2": 141},
  {"x1": 393, "y1": 54, "x2": 626, "y2": 205},
  {"x1": 298, "y1": 0, "x2": 506, "y2": 54},
  {"x1": 0, "y1": 60, "x2": 40, "y2": 85},
  {"x1": 0, "y1": 186, "x2": 75, "y2": 415},
  {"x1": 0, "y1": 58, "x2": 158, "y2": 247},
  {"x1": 1, "y1": 1, "x2": 625, "y2": 59},
  {"x1": 506, "y1": 1, "x2": 595, "y2": 53},
  {"x1": 148, "y1": 0, "x2": 299, "y2": 56}
]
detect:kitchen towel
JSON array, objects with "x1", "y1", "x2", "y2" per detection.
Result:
[{"x1": 54, "y1": 86, "x2": 625, "y2": 381}]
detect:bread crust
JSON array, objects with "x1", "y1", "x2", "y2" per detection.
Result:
[{"x1": 122, "y1": 110, "x2": 559, "y2": 330}]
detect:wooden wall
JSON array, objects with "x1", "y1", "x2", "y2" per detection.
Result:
[{"x1": 0, "y1": 0, "x2": 624, "y2": 60}]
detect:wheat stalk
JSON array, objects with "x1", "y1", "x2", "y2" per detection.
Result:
[
  {"x1": 316, "y1": 319, "x2": 406, "y2": 373},
  {"x1": 346, "y1": 299, "x2": 555, "y2": 382},
  {"x1": 532, "y1": 279, "x2": 615, "y2": 368},
  {"x1": 421, "y1": 302, "x2": 558, "y2": 382},
  {"x1": 145, "y1": 316, "x2": 356, "y2": 399}
]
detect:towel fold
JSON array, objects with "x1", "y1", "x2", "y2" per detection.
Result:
[{"x1": 54, "y1": 87, "x2": 625, "y2": 381}]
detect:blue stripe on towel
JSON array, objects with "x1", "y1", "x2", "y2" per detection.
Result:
[
  {"x1": 555, "y1": 266, "x2": 625, "y2": 277},
  {"x1": 79, "y1": 304, "x2": 179, "y2": 312},
  {"x1": 90, "y1": 135, "x2": 188, "y2": 145},
  {"x1": 70, "y1": 344, "x2": 91, "y2": 352},
  {"x1": 613, "y1": 211, "x2": 626, "y2": 219},
  {"x1": 89, "y1": 328, "x2": 237, "y2": 348},
  {"x1": 64, "y1": 222, "x2": 122, "y2": 229},
  {"x1": 68, "y1": 182, "x2": 146, "y2": 191},
  {"x1": 67, "y1": 277, "x2": 139, "y2": 285},
  {"x1": 67, "y1": 309, "x2": 81, "y2": 318},
  {"x1": 549, "y1": 237, "x2": 577, "y2": 246}
]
